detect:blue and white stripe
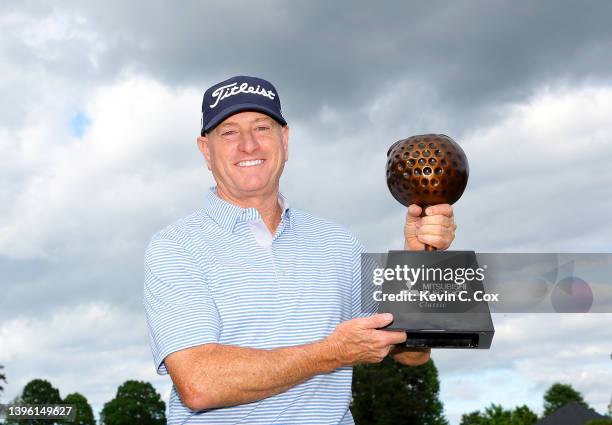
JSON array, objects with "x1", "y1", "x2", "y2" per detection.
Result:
[{"x1": 144, "y1": 188, "x2": 370, "y2": 424}]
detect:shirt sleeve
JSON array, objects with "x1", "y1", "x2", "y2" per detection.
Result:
[
  {"x1": 350, "y1": 236, "x2": 379, "y2": 319},
  {"x1": 143, "y1": 235, "x2": 221, "y2": 375}
]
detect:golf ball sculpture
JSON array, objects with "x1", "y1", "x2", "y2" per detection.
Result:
[{"x1": 386, "y1": 134, "x2": 469, "y2": 250}]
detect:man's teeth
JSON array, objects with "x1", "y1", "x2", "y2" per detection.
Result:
[{"x1": 237, "y1": 159, "x2": 264, "y2": 167}]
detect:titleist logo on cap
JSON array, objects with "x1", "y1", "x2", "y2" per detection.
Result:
[
  {"x1": 201, "y1": 76, "x2": 286, "y2": 134},
  {"x1": 210, "y1": 82, "x2": 276, "y2": 108}
]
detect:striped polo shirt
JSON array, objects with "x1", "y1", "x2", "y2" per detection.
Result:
[{"x1": 143, "y1": 188, "x2": 370, "y2": 424}]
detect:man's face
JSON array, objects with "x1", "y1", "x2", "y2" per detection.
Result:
[{"x1": 197, "y1": 111, "x2": 289, "y2": 202}]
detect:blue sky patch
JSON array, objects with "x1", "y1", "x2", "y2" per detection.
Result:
[{"x1": 70, "y1": 111, "x2": 91, "y2": 138}]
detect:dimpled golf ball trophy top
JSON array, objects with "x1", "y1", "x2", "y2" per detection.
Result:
[
  {"x1": 387, "y1": 134, "x2": 469, "y2": 251},
  {"x1": 381, "y1": 134, "x2": 494, "y2": 349}
]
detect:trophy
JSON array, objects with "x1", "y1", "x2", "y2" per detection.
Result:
[
  {"x1": 387, "y1": 134, "x2": 468, "y2": 250},
  {"x1": 381, "y1": 134, "x2": 494, "y2": 349}
]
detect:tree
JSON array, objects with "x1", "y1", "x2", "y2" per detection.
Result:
[
  {"x1": 0, "y1": 365, "x2": 6, "y2": 394},
  {"x1": 459, "y1": 404, "x2": 537, "y2": 425},
  {"x1": 60, "y1": 393, "x2": 95, "y2": 425},
  {"x1": 19, "y1": 379, "x2": 63, "y2": 425},
  {"x1": 20, "y1": 379, "x2": 62, "y2": 405},
  {"x1": 482, "y1": 404, "x2": 511, "y2": 424},
  {"x1": 351, "y1": 357, "x2": 448, "y2": 425},
  {"x1": 585, "y1": 420, "x2": 612, "y2": 425},
  {"x1": 100, "y1": 380, "x2": 165, "y2": 425},
  {"x1": 2, "y1": 395, "x2": 22, "y2": 425},
  {"x1": 511, "y1": 405, "x2": 538, "y2": 425},
  {"x1": 543, "y1": 383, "x2": 588, "y2": 416},
  {"x1": 460, "y1": 411, "x2": 485, "y2": 425}
]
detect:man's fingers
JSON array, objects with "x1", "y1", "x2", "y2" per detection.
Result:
[
  {"x1": 418, "y1": 234, "x2": 452, "y2": 249},
  {"x1": 377, "y1": 330, "x2": 407, "y2": 345},
  {"x1": 372, "y1": 329, "x2": 407, "y2": 346},
  {"x1": 420, "y1": 215, "x2": 454, "y2": 227},
  {"x1": 361, "y1": 313, "x2": 394, "y2": 329},
  {"x1": 424, "y1": 204, "x2": 453, "y2": 217},
  {"x1": 417, "y1": 223, "x2": 456, "y2": 235}
]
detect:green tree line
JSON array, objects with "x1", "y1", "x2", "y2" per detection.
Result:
[
  {"x1": 1, "y1": 362, "x2": 610, "y2": 425},
  {"x1": 0, "y1": 367, "x2": 165, "y2": 425}
]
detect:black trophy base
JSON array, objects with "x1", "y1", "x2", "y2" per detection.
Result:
[
  {"x1": 379, "y1": 250, "x2": 495, "y2": 349},
  {"x1": 388, "y1": 315, "x2": 495, "y2": 349}
]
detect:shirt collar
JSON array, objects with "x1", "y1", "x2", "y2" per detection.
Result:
[{"x1": 203, "y1": 187, "x2": 293, "y2": 233}]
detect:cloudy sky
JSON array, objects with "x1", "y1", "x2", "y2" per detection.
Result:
[{"x1": 1, "y1": 1, "x2": 611, "y2": 423}]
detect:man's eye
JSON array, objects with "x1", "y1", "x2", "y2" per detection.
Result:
[
  {"x1": 255, "y1": 126, "x2": 270, "y2": 132},
  {"x1": 222, "y1": 130, "x2": 237, "y2": 136}
]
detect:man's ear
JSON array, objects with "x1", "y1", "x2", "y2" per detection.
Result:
[
  {"x1": 197, "y1": 134, "x2": 212, "y2": 170},
  {"x1": 281, "y1": 125, "x2": 289, "y2": 162}
]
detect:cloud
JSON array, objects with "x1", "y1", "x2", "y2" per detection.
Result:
[
  {"x1": 457, "y1": 85, "x2": 612, "y2": 252},
  {"x1": 4, "y1": 1, "x2": 612, "y2": 130},
  {"x1": 0, "y1": 302, "x2": 171, "y2": 414},
  {"x1": 0, "y1": 76, "x2": 203, "y2": 259}
]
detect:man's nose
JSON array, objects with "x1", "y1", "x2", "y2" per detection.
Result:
[{"x1": 238, "y1": 130, "x2": 260, "y2": 153}]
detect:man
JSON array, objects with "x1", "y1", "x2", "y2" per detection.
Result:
[{"x1": 144, "y1": 76, "x2": 456, "y2": 424}]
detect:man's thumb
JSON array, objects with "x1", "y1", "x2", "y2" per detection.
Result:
[
  {"x1": 364, "y1": 313, "x2": 394, "y2": 329},
  {"x1": 407, "y1": 204, "x2": 422, "y2": 219}
]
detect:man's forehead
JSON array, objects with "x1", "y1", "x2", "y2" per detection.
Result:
[{"x1": 217, "y1": 111, "x2": 274, "y2": 127}]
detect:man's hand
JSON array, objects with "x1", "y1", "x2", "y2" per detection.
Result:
[
  {"x1": 389, "y1": 346, "x2": 431, "y2": 366},
  {"x1": 324, "y1": 313, "x2": 407, "y2": 365},
  {"x1": 404, "y1": 204, "x2": 456, "y2": 250}
]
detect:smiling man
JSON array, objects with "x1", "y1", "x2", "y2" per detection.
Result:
[{"x1": 143, "y1": 76, "x2": 456, "y2": 424}]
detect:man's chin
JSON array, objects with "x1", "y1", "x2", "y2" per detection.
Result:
[{"x1": 234, "y1": 182, "x2": 276, "y2": 196}]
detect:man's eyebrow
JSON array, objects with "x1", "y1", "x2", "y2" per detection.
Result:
[
  {"x1": 219, "y1": 120, "x2": 239, "y2": 126},
  {"x1": 252, "y1": 117, "x2": 273, "y2": 124},
  {"x1": 215, "y1": 122, "x2": 238, "y2": 132}
]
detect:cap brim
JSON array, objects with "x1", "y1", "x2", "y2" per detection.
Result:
[{"x1": 202, "y1": 103, "x2": 287, "y2": 135}]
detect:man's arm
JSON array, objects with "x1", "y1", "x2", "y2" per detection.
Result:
[
  {"x1": 388, "y1": 346, "x2": 432, "y2": 366},
  {"x1": 391, "y1": 203, "x2": 456, "y2": 366},
  {"x1": 165, "y1": 313, "x2": 406, "y2": 411}
]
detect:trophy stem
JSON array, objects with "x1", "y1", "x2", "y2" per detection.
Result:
[{"x1": 421, "y1": 205, "x2": 437, "y2": 252}]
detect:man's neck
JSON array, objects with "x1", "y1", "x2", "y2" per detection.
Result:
[{"x1": 216, "y1": 187, "x2": 282, "y2": 235}]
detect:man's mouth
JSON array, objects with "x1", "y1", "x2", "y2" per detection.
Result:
[{"x1": 236, "y1": 159, "x2": 265, "y2": 167}]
